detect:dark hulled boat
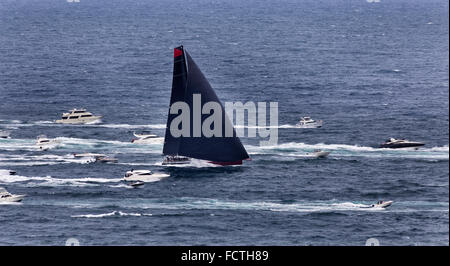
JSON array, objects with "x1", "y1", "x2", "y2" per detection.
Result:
[
  {"x1": 379, "y1": 138, "x2": 425, "y2": 149},
  {"x1": 162, "y1": 46, "x2": 249, "y2": 166}
]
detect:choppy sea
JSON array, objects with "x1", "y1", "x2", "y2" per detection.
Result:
[{"x1": 0, "y1": 0, "x2": 448, "y2": 245}]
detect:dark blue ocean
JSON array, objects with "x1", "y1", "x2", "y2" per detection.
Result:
[{"x1": 0, "y1": 0, "x2": 448, "y2": 245}]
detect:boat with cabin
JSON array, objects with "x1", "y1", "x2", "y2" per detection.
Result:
[
  {"x1": 379, "y1": 138, "x2": 424, "y2": 149},
  {"x1": 36, "y1": 135, "x2": 58, "y2": 151},
  {"x1": 123, "y1": 169, "x2": 169, "y2": 182},
  {"x1": 55, "y1": 108, "x2": 102, "y2": 124},
  {"x1": 131, "y1": 131, "x2": 163, "y2": 144},
  {"x1": 0, "y1": 187, "x2": 25, "y2": 203},
  {"x1": 296, "y1": 117, "x2": 323, "y2": 128}
]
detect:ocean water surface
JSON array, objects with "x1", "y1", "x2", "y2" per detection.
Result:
[{"x1": 0, "y1": 0, "x2": 448, "y2": 245}]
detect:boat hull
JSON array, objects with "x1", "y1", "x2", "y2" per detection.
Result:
[
  {"x1": 0, "y1": 195, "x2": 25, "y2": 203},
  {"x1": 209, "y1": 160, "x2": 243, "y2": 166},
  {"x1": 55, "y1": 116, "x2": 102, "y2": 124},
  {"x1": 313, "y1": 151, "x2": 330, "y2": 158},
  {"x1": 162, "y1": 156, "x2": 191, "y2": 165},
  {"x1": 296, "y1": 120, "x2": 323, "y2": 128},
  {"x1": 124, "y1": 173, "x2": 169, "y2": 182},
  {"x1": 373, "y1": 201, "x2": 393, "y2": 208},
  {"x1": 379, "y1": 143, "x2": 424, "y2": 149},
  {"x1": 132, "y1": 137, "x2": 164, "y2": 144}
]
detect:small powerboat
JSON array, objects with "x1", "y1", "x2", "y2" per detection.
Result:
[
  {"x1": 131, "y1": 131, "x2": 163, "y2": 144},
  {"x1": 95, "y1": 155, "x2": 118, "y2": 163},
  {"x1": 73, "y1": 153, "x2": 106, "y2": 158},
  {"x1": 308, "y1": 149, "x2": 331, "y2": 158},
  {"x1": 379, "y1": 138, "x2": 424, "y2": 149},
  {"x1": 0, "y1": 130, "x2": 11, "y2": 139},
  {"x1": 124, "y1": 169, "x2": 169, "y2": 182},
  {"x1": 9, "y1": 170, "x2": 16, "y2": 175},
  {"x1": 296, "y1": 117, "x2": 323, "y2": 128},
  {"x1": 36, "y1": 135, "x2": 58, "y2": 151},
  {"x1": 369, "y1": 200, "x2": 393, "y2": 209},
  {"x1": 0, "y1": 187, "x2": 25, "y2": 203},
  {"x1": 55, "y1": 108, "x2": 102, "y2": 124},
  {"x1": 162, "y1": 155, "x2": 191, "y2": 165}
]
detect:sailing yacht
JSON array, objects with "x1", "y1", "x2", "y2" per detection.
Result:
[{"x1": 162, "y1": 46, "x2": 250, "y2": 166}]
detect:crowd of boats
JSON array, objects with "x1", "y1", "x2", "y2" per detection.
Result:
[{"x1": 0, "y1": 45, "x2": 425, "y2": 207}]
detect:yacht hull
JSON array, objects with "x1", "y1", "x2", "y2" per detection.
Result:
[
  {"x1": 296, "y1": 120, "x2": 323, "y2": 128},
  {"x1": 379, "y1": 143, "x2": 424, "y2": 149},
  {"x1": 124, "y1": 173, "x2": 169, "y2": 182},
  {"x1": 0, "y1": 195, "x2": 25, "y2": 203},
  {"x1": 313, "y1": 151, "x2": 330, "y2": 158},
  {"x1": 55, "y1": 116, "x2": 102, "y2": 124}
]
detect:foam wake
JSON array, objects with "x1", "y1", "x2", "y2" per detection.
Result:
[
  {"x1": 0, "y1": 169, "x2": 123, "y2": 187},
  {"x1": 247, "y1": 142, "x2": 449, "y2": 161},
  {"x1": 72, "y1": 211, "x2": 152, "y2": 218},
  {"x1": 0, "y1": 137, "x2": 163, "y2": 153}
]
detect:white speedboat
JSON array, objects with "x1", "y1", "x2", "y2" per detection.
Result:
[
  {"x1": 379, "y1": 138, "x2": 424, "y2": 149},
  {"x1": 55, "y1": 108, "x2": 102, "y2": 124},
  {"x1": 0, "y1": 130, "x2": 11, "y2": 139},
  {"x1": 36, "y1": 135, "x2": 58, "y2": 151},
  {"x1": 296, "y1": 117, "x2": 323, "y2": 128},
  {"x1": 124, "y1": 169, "x2": 169, "y2": 182},
  {"x1": 370, "y1": 200, "x2": 393, "y2": 208},
  {"x1": 131, "y1": 131, "x2": 163, "y2": 144},
  {"x1": 162, "y1": 155, "x2": 191, "y2": 165},
  {"x1": 95, "y1": 155, "x2": 118, "y2": 163},
  {"x1": 73, "y1": 153, "x2": 106, "y2": 158},
  {"x1": 0, "y1": 187, "x2": 25, "y2": 203},
  {"x1": 308, "y1": 149, "x2": 331, "y2": 158}
]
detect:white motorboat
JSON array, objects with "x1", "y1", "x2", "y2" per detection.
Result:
[
  {"x1": 162, "y1": 155, "x2": 191, "y2": 165},
  {"x1": 55, "y1": 108, "x2": 102, "y2": 124},
  {"x1": 0, "y1": 187, "x2": 25, "y2": 203},
  {"x1": 0, "y1": 130, "x2": 11, "y2": 139},
  {"x1": 369, "y1": 200, "x2": 393, "y2": 208},
  {"x1": 296, "y1": 117, "x2": 323, "y2": 128},
  {"x1": 73, "y1": 153, "x2": 106, "y2": 158},
  {"x1": 36, "y1": 135, "x2": 58, "y2": 151},
  {"x1": 95, "y1": 155, "x2": 118, "y2": 163},
  {"x1": 131, "y1": 131, "x2": 163, "y2": 144},
  {"x1": 124, "y1": 169, "x2": 169, "y2": 182},
  {"x1": 308, "y1": 149, "x2": 331, "y2": 158}
]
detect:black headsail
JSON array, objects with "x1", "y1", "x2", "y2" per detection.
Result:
[{"x1": 162, "y1": 46, "x2": 249, "y2": 165}]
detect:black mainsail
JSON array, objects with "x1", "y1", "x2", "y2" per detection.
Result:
[{"x1": 162, "y1": 46, "x2": 249, "y2": 165}]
